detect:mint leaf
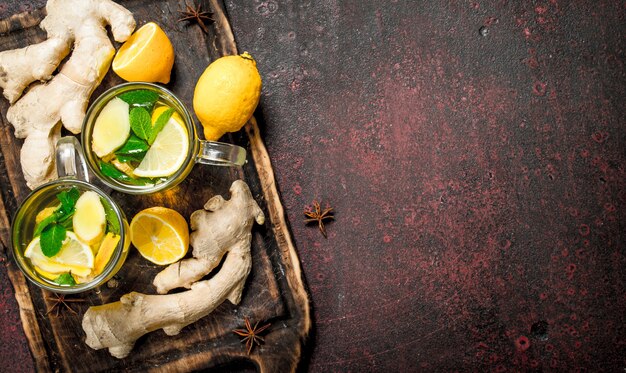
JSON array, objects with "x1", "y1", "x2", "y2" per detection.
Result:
[
  {"x1": 40, "y1": 223, "x2": 66, "y2": 257},
  {"x1": 34, "y1": 188, "x2": 79, "y2": 236},
  {"x1": 118, "y1": 90, "x2": 159, "y2": 112},
  {"x1": 33, "y1": 214, "x2": 58, "y2": 237},
  {"x1": 130, "y1": 107, "x2": 152, "y2": 141},
  {"x1": 99, "y1": 161, "x2": 152, "y2": 185},
  {"x1": 115, "y1": 134, "x2": 149, "y2": 156},
  {"x1": 100, "y1": 161, "x2": 132, "y2": 180},
  {"x1": 102, "y1": 197, "x2": 120, "y2": 235},
  {"x1": 59, "y1": 217, "x2": 74, "y2": 230},
  {"x1": 116, "y1": 153, "x2": 146, "y2": 164},
  {"x1": 54, "y1": 272, "x2": 76, "y2": 286},
  {"x1": 148, "y1": 108, "x2": 174, "y2": 145},
  {"x1": 56, "y1": 187, "x2": 80, "y2": 215},
  {"x1": 56, "y1": 211, "x2": 73, "y2": 223}
]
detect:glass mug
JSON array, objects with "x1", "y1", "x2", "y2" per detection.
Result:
[
  {"x1": 80, "y1": 82, "x2": 246, "y2": 194},
  {"x1": 11, "y1": 137, "x2": 130, "y2": 294}
]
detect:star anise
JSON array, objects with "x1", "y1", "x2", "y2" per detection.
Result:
[
  {"x1": 177, "y1": 1, "x2": 213, "y2": 34},
  {"x1": 304, "y1": 200, "x2": 334, "y2": 238},
  {"x1": 233, "y1": 317, "x2": 271, "y2": 354},
  {"x1": 45, "y1": 293, "x2": 85, "y2": 317}
]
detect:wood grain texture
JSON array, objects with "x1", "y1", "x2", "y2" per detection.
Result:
[{"x1": 0, "y1": 1, "x2": 309, "y2": 372}]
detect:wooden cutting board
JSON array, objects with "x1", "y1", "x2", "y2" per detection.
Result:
[{"x1": 0, "y1": 1, "x2": 310, "y2": 371}]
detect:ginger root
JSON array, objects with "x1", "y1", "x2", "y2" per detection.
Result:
[
  {"x1": 0, "y1": 0, "x2": 135, "y2": 188},
  {"x1": 82, "y1": 180, "x2": 265, "y2": 358}
]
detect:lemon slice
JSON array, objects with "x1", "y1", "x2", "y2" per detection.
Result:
[
  {"x1": 112, "y1": 22, "x2": 175, "y2": 84},
  {"x1": 24, "y1": 232, "x2": 94, "y2": 277},
  {"x1": 133, "y1": 113, "x2": 189, "y2": 178},
  {"x1": 34, "y1": 267, "x2": 87, "y2": 284},
  {"x1": 36, "y1": 205, "x2": 58, "y2": 224},
  {"x1": 152, "y1": 105, "x2": 184, "y2": 125},
  {"x1": 130, "y1": 207, "x2": 189, "y2": 265}
]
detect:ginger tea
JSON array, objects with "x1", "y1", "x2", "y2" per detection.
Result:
[{"x1": 90, "y1": 89, "x2": 190, "y2": 188}]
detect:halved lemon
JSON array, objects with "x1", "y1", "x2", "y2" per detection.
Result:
[
  {"x1": 24, "y1": 232, "x2": 94, "y2": 277},
  {"x1": 112, "y1": 22, "x2": 175, "y2": 83},
  {"x1": 130, "y1": 207, "x2": 189, "y2": 265},
  {"x1": 133, "y1": 112, "x2": 189, "y2": 178}
]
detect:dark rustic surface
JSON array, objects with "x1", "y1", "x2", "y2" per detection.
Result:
[
  {"x1": 224, "y1": 0, "x2": 625, "y2": 371},
  {"x1": 1, "y1": 0, "x2": 625, "y2": 372}
]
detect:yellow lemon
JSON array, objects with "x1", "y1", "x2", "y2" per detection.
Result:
[
  {"x1": 130, "y1": 207, "x2": 189, "y2": 265},
  {"x1": 113, "y1": 22, "x2": 175, "y2": 83},
  {"x1": 34, "y1": 267, "x2": 86, "y2": 284},
  {"x1": 24, "y1": 232, "x2": 94, "y2": 277},
  {"x1": 35, "y1": 206, "x2": 58, "y2": 223},
  {"x1": 132, "y1": 110, "x2": 189, "y2": 178},
  {"x1": 193, "y1": 52, "x2": 262, "y2": 140},
  {"x1": 152, "y1": 105, "x2": 184, "y2": 125}
]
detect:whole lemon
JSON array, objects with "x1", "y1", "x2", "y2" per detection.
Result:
[{"x1": 193, "y1": 52, "x2": 262, "y2": 140}]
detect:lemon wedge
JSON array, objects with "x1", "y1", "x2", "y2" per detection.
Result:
[
  {"x1": 112, "y1": 22, "x2": 175, "y2": 83},
  {"x1": 130, "y1": 207, "x2": 189, "y2": 265},
  {"x1": 24, "y1": 232, "x2": 94, "y2": 277},
  {"x1": 133, "y1": 111, "x2": 189, "y2": 178}
]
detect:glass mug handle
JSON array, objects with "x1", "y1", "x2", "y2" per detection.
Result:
[
  {"x1": 56, "y1": 136, "x2": 90, "y2": 182},
  {"x1": 196, "y1": 140, "x2": 247, "y2": 166}
]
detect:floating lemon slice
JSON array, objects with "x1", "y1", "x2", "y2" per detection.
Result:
[
  {"x1": 152, "y1": 105, "x2": 184, "y2": 125},
  {"x1": 24, "y1": 232, "x2": 94, "y2": 277},
  {"x1": 133, "y1": 110, "x2": 189, "y2": 178},
  {"x1": 112, "y1": 22, "x2": 175, "y2": 83},
  {"x1": 130, "y1": 207, "x2": 189, "y2": 265}
]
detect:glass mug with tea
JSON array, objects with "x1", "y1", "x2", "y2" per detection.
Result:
[
  {"x1": 11, "y1": 137, "x2": 130, "y2": 294},
  {"x1": 80, "y1": 82, "x2": 246, "y2": 194}
]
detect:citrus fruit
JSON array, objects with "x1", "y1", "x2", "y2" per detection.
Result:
[
  {"x1": 34, "y1": 266, "x2": 71, "y2": 281},
  {"x1": 132, "y1": 111, "x2": 189, "y2": 178},
  {"x1": 35, "y1": 206, "x2": 57, "y2": 224},
  {"x1": 24, "y1": 232, "x2": 94, "y2": 277},
  {"x1": 152, "y1": 105, "x2": 184, "y2": 125},
  {"x1": 193, "y1": 52, "x2": 262, "y2": 140},
  {"x1": 112, "y1": 22, "x2": 175, "y2": 83},
  {"x1": 35, "y1": 267, "x2": 87, "y2": 284},
  {"x1": 130, "y1": 207, "x2": 189, "y2": 265}
]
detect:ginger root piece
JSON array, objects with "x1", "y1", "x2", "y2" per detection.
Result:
[
  {"x1": 0, "y1": 0, "x2": 135, "y2": 188},
  {"x1": 153, "y1": 181, "x2": 265, "y2": 294},
  {"x1": 73, "y1": 191, "x2": 106, "y2": 245},
  {"x1": 82, "y1": 180, "x2": 265, "y2": 358}
]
